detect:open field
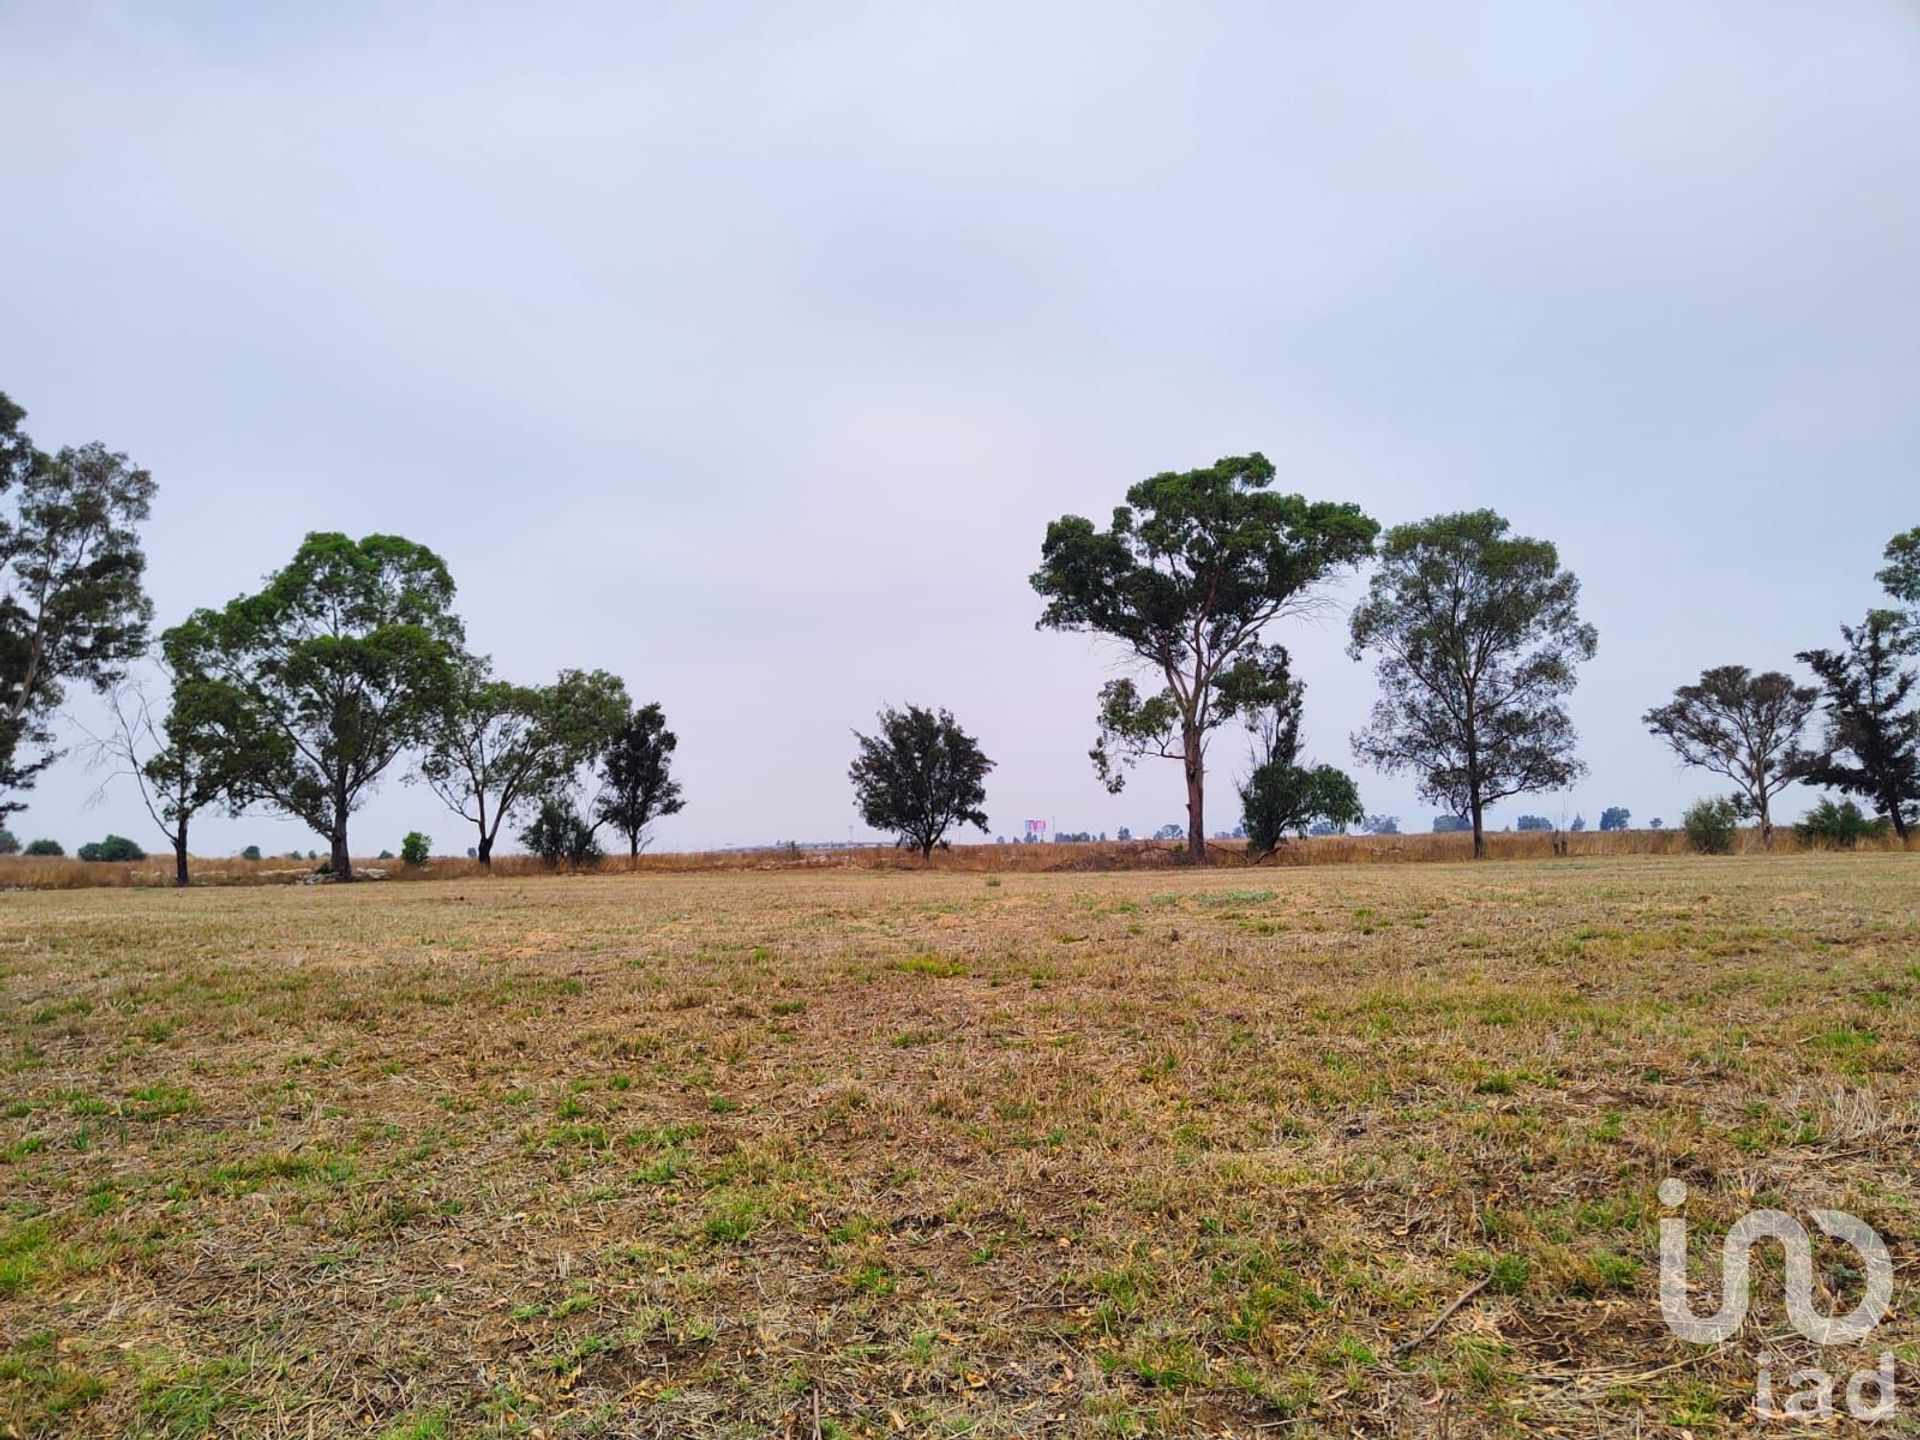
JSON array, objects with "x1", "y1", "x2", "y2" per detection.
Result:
[
  {"x1": 2, "y1": 855, "x2": 1917, "y2": 1437},
  {"x1": 1, "y1": 826, "x2": 1910, "y2": 890}
]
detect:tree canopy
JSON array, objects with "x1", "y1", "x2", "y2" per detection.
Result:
[
  {"x1": 164, "y1": 533, "x2": 465, "y2": 880},
  {"x1": 1349, "y1": 510, "x2": 1596, "y2": 858},
  {"x1": 420, "y1": 662, "x2": 629, "y2": 865},
  {"x1": 1642, "y1": 666, "x2": 1817, "y2": 845},
  {"x1": 0, "y1": 393, "x2": 156, "y2": 816},
  {"x1": 1032, "y1": 453, "x2": 1376, "y2": 860},
  {"x1": 848, "y1": 704, "x2": 992, "y2": 857}
]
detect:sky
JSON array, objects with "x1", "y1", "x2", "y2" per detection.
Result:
[{"x1": 3, "y1": 1, "x2": 1917, "y2": 856}]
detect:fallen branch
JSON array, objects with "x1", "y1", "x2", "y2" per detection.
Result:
[{"x1": 1392, "y1": 1277, "x2": 1490, "y2": 1357}]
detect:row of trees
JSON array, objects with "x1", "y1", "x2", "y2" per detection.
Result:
[
  {"x1": 1, "y1": 390, "x2": 685, "y2": 883},
  {"x1": 5, "y1": 389, "x2": 1912, "y2": 869}
]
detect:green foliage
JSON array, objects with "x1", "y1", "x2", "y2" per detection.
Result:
[
  {"x1": 1350, "y1": 510, "x2": 1596, "y2": 857},
  {"x1": 1643, "y1": 666, "x2": 1816, "y2": 843},
  {"x1": 0, "y1": 392, "x2": 156, "y2": 817},
  {"x1": 1796, "y1": 797, "x2": 1889, "y2": 848},
  {"x1": 848, "y1": 704, "x2": 993, "y2": 857},
  {"x1": 22, "y1": 838, "x2": 63, "y2": 857},
  {"x1": 1515, "y1": 815, "x2": 1552, "y2": 831},
  {"x1": 0, "y1": 826, "x2": 15, "y2": 854},
  {"x1": 1599, "y1": 806, "x2": 1631, "y2": 831},
  {"x1": 164, "y1": 533, "x2": 466, "y2": 880},
  {"x1": 1362, "y1": 813, "x2": 1400, "y2": 835},
  {"x1": 1432, "y1": 815, "x2": 1470, "y2": 833},
  {"x1": 1241, "y1": 761, "x2": 1362, "y2": 856},
  {"x1": 420, "y1": 660, "x2": 629, "y2": 864},
  {"x1": 1880, "y1": 526, "x2": 1920, "y2": 615},
  {"x1": 400, "y1": 831, "x2": 431, "y2": 866},
  {"x1": 518, "y1": 796, "x2": 601, "y2": 869},
  {"x1": 1681, "y1": 797, "x2": 1740, "y2": 855},
  {"x1": 1032, "y1": 453, "x2": 1376, "y2": 856},
  {"x1": 240, "y1": 845, "x2": 261, "y2": 861},
  {"x1": 594, "y1": 702, "x2": 686, "y2": 858},
  {"x1": 77, "y1": 834, "x2": 145, "y2": 862},
  {"x1": 1796, "y1": 611, "x2": 1920, "y2": 842}
]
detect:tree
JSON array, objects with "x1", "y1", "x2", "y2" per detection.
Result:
[
  {"x1": 519, "y1": 795, "x2": 602, "y2": 868},
  {"x1": 420, "y1": 660, "x2": 629, "y2": 865},
  {"x1": 79, "y1": 834, "x2": 146, "y2": 862},
  {"x1": 1599, "y1": 806, "x2": 1631, "y2": 832},
  {"x1": 164, "y1": 533, "x2": 465, "y2": 880},
  {"x1": 1642, "y1": 666, "x2": 1816, "y2": 846},
  {"x1": 1795, "y1": 611, "x2": 1920, "y2": 842},
  {"x1": 0, "y1": 826, "x2": 16, "y2": 854},
  {"x1": 400, "y1": 831, "x2": 431, "y2": 866},
  {"x1": 1032, "y1": 453, "x2": 1377, "y2": 860},
  {"x1": 592, "y1": 702, "x2": 686, "y2": 858},
  {"x1": 1235, "y1": 668, "x2": 1363, "y2": 857},
  {"x1": 23, "y1": 838, "x2": 63, "y2": 856},
  {"x1": 1349, "y1": 511, "x2": 1597, "y2": 859},
  {"x1": 83, "y1": 674, "x2": 237, "y2": 887},
  {"x1": 848, "y1": 704, "x2": 992, "y2": 857},
  {"x1": 0, "y1": 393, "x2": 156, "y2": 817},
  {"x1": 1432, "y1": 815, "x2": 1471, "y2": 833},
  {"x1": 1515, "y1": 815, "x2": 1552, "y2": 831},
  {"x1": 1362, "y1": 813, "x2": 1401, "y2": 835},
  {"x1": 240, "y1": 844, "x2": 261, "y2": 861}
]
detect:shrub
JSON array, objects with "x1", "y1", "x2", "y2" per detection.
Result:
[
  {"x1": 1682, "y1": 797, "x2": 1740, "y2": 855},
  {"x1": 0, "y1": 827, "x2": 17, "y2": 855},
  {"x1": 240, "y1": 845, "x2": 262, "y2": 862},
  {"x1": 400, "y1": 832, "x2": 431, "y2": 866},
  {"x1": 519, "y1": 797, "x2": 601, "y2": 869},
  {"x1": 22, "y1": 839, "x2": 64, "y2": 857},
  {"x1": 1796, "y1": 797, "x2": 1889, "y2": 849},
  {"x1": 1241, "y1": 761, "x2": 1363, "y2": 856},
  {"x1": 1515, "y1": 815, "x2": 1552, "y2": 831},
  {"x1": 78, "y1": 834, "x2": 146, "y2": 862}
]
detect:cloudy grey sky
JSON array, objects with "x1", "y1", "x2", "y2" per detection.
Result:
[{"x1": 4, "y1": 1, "x2": 1917, "y2": 856}]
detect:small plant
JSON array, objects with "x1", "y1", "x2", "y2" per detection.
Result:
[
  {"x1": 22, "y1": 839, "x2": 63, "y2": 857},
  {"x1": 400, "y1": 832, "x2": 432, "y2": 867},
  {"x1": 1682, "y1": 797, "x2": 1740, "y2": 855},
  {"x1": 1796, "y1": 797, "x2": 1889, "y2": 849}
]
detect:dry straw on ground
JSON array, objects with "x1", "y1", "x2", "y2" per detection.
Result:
[{"x1": 1, "y1": 852, "x2": 1916, "y2": 1436}]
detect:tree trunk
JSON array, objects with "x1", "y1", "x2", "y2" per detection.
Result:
[
  {"x1": 1184, "y1": 728, "x2": 1206, "y2": 863},
  {"x1": 1470, "y1": 793, "x2": 1486, "y2": 860},
  {"x1": 173, "y1": 826, "x2": 190, "y2": 888},
  {"x1": 331, "y1": 828, "x2": 353, "y2": 882},
  {"x1": 1757, "y1": 793, "x2": 1773, "y2": 849},
  {"x1": 630, "y1": 833, "x2": 641, "y2": 861},
  {"x1": 477, "y1": 833, "x2": 493, "y2": 867}
]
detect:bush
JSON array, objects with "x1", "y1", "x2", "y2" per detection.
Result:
[
  {"x1": 400, "y1": 832, "x2": 431, "y2": 866},
  {"x1": 240, "y1": 844, "x2": 262, "y2": 861},
  {"x1": 0, "y1": 827, "x2": 17, "y2": 855},
  {"x1": 519, "y1": 797, "x2": 601, "y2": 869},
  {"x1": 1796, "y1": 797, "x2": 1889, "y2": 849},
  {"x1": 1515, "y1": 815, "x2": 1552, "y2": 831},
  {"x1": 1682, "y1": 797, "x2": 1740, "y2": 855},
  {"x1": 78, "y1": 834, "x2": 147, "y2": 862},
  {"x1": 1241, "y1": 761, "x2": 1363, "y2": 857},
  {"x1": 22, "y1": 839, "x2": 64, "y2": 857}
]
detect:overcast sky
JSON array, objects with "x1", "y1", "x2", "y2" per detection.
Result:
[{"x1": 3, "y1": 1, "x2": 1917, "y2": 856}]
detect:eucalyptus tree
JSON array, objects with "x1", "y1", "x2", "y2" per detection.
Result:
[
  {"x1": 1032, "y1": 453, "x2": 1376, "y2": 860},
  {"x1": 165, "y1": 532, "x2": 465, "y2": 880}
]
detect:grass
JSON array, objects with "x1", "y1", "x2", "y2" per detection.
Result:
[{"x1": 0, "y1": 853, "x2": 1916, "y2": 1435}]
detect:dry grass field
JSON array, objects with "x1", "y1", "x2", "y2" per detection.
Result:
[{"x1": 2, "y1": 854, "x2": 1917, "y2": 1437}]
